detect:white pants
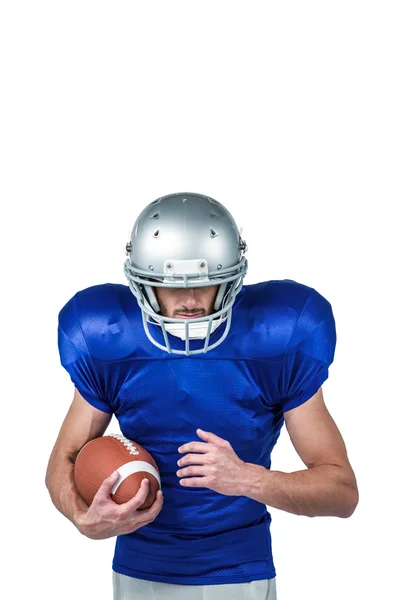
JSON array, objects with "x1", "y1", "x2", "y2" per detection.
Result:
[{"x1": 112, "y1": 571, "x2": 277, "y2": 600}]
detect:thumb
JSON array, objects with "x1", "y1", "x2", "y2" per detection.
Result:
[{"x1": 99, "y1": 470, "x2": 121, "y2": 497}]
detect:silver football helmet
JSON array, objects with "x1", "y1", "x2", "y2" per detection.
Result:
[{"x1": 124, "y1": 192, "x2": 248, "y2": 355}]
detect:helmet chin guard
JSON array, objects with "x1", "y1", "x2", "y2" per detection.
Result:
[{"x1": 124, "y1": 192, "x2": 248, "y2": 356}]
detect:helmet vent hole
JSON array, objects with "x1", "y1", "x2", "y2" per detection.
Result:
[
  {"x1": 210, "y1": 229, "x2": 218, "y2": 237},
  {"x1": 153, "y1": 230, "x2": 160, "y2": 238},
  {"x1": 210, "y1": 212, "x2": 218, "y2": 218},
  {"x1": 150, "y1": 213, "x2": 159, "y2": 219}
]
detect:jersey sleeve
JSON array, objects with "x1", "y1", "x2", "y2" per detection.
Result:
[
  {"x1": 57, "y1": 296, "x2": 112, "y2": 413},
  {"x1": 278, "y1": 289, "x2": 336, "y2": 412}
]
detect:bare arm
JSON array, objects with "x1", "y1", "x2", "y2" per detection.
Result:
[
  {"x1": 242, "y1": 387, "x2": 359, "y2": 518},
  {"x1": 45, "y1": 388, "x2": 163, "y2": 538},
  {"x1": 45, "y1": 388, "x2": 112, "y2": 523}
]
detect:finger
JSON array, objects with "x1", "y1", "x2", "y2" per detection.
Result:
[
  {"x1": 178, "y1": 464, "x2": 206, "y2": 478},
  {"x1": 132, "y1": 488, "x2": 164, "y2": 522},
  {"x1": 178, "y1": 442, "x2": 209, "y2": 455},
  {"x1": 94, "y1": 470, "x2": 121, "y2": 500},
  {"x1": 178, "y1": 454, "x2": 208, "y2": 467},
  {"x1": 121, "y1": 478, "x2": 151, "y2": 511},
  {"x1": 179, "y1": 477, "x2": 205, "y2": 488},
  {"x1": 196, "y1": 429, "x2": 230, "y2": 446},
  {"x1": 143, "y1": 488, "x2": 164, "y2": 513},
  {"x1": 151, "y1": 490, "x2": 164, "y2": 513}
]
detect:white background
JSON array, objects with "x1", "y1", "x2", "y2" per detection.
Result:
[{"x1": 1, "y1": 1, "x2": 399, "y2": 599}]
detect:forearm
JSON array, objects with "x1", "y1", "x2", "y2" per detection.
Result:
[
  {"x1": 241, "y1": 462, "x2": 358, "y2": 518},
  {"x1": 45, "y1": 453, "x2": 88, "y2": 527}
]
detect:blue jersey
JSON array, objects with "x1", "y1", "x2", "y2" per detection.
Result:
[{"x1": 58, "y1": 279, "x2": 336, "y2": 585}]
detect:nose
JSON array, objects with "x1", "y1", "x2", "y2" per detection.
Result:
[{"x1": 180, "y1": 288, "x2": 199, "y2": 309}]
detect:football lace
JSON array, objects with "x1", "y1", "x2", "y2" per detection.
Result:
[{"x1": 108, "y1": 433, "x2": 140, "y2": 456}]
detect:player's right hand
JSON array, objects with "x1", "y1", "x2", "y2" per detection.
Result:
[{"x1": 75, "y1": 472, "x2": 164, "y2": 540}]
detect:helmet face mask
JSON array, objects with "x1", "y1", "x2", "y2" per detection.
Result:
[{"x1": 124, "y1": 192, "x2": 248, "y2": 355}]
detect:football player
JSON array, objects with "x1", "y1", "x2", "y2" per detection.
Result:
[{"x1": 46, "y1": 192, "x2": 359, "y2": 600}]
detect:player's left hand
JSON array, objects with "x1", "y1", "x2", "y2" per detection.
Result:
[{"x1": 176, "y1": 429, "x2": 248, "y2": 496}]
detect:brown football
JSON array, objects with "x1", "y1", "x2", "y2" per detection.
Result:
[{"x1": 74, "y1": 434, "x2": 161, "y2": 510}]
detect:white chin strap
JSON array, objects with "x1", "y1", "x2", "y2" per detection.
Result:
[{"x1": 151, "y1": 316, "x2": 226, "y2": 340}]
